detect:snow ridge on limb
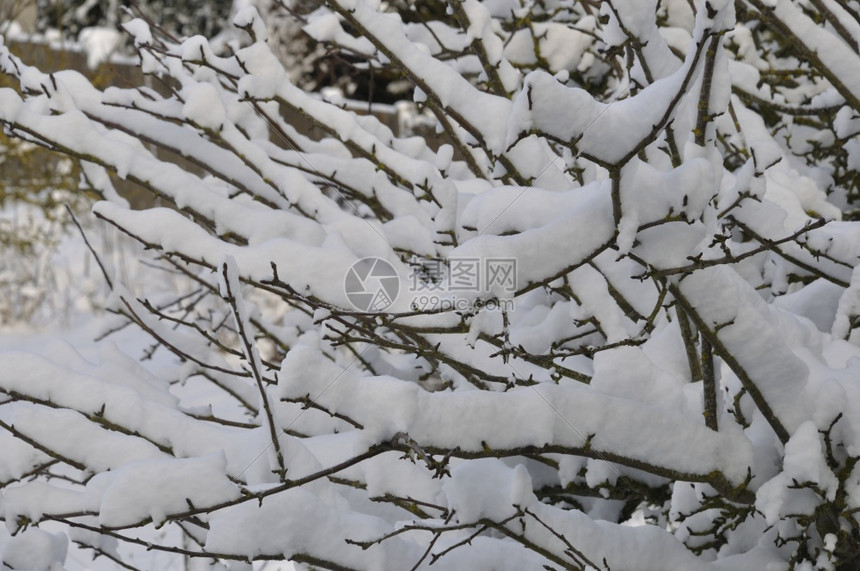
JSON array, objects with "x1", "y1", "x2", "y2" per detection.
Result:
[
  {"x1": 279, "y1": 344, "x2": 754, "y2": 488},
  {"x1": 674, "y1": 266, "x2": 809, "y2": 443},
  {"x1": 506, "y1": 0, "x2": 734, "y2": 166}
]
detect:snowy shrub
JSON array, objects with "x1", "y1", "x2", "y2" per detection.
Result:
[{"x1": 2, "y1": 0, "x2": 860, "y2": 569}]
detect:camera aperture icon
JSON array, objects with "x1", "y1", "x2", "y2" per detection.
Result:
[{"x1": 344, "y1": 257, "x2": 399, "y2": 312}]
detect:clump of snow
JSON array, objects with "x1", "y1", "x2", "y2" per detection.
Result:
[
  {"x1": 444, "y1": 459, "x2": 532, "y2": 523},
  {"x1": 122, "y1": 18, "x2": 153, "y2": 47},
  {"x1": 182, "y1": 82, "x2": 226, "y2": 131},
  {"x1": 833, "y1": 265, "x2": 860, "y2": 342},
  {"x1": 233, "y1": 5, "x2": 268, "y2": 43},
  {"x1": 0, "y1": 528, "x2": 67, "y2": 571},
  {"x1": 79, "y1": 27, "x2": 122, "y2": 70},
  {"x1": 90, "y1": 453, "x2": 241, "y2": 527},
  {"x1": 756, "y1": 422, "x2": 838, "y2": 525}
]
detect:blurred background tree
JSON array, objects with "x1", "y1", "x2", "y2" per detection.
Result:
[{"x1": 34, "y1": 0, "x2": 234, "y2": 39}]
